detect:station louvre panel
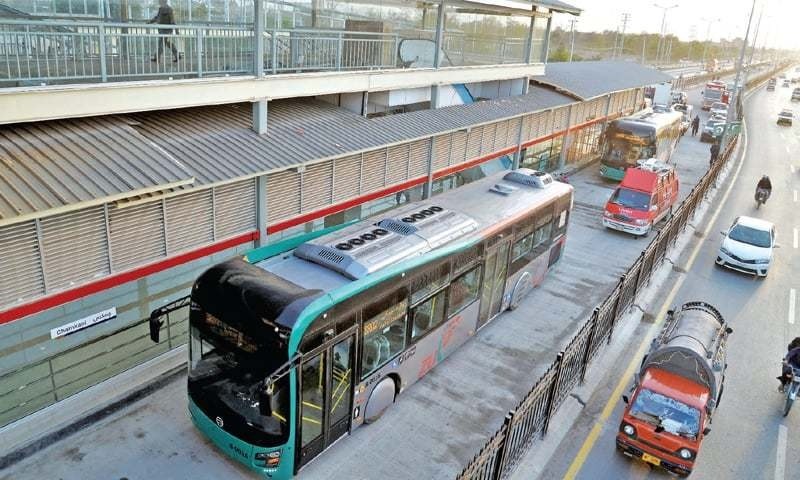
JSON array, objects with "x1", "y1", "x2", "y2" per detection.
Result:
[{"x1": 0, "y1": 84, "x2": 646, "y2": 429}]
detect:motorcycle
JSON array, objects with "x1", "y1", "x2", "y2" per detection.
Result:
[
  {"x1": 755, "y1": 188, "x2": 769, "y2": 209},
  {"x1": 783, "y1": 365, "x2": 800, "y2": 417}
]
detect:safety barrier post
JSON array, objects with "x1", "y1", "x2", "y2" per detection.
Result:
[
  {"x1": 335, "y1": 32, "x2": 343, "y2": 71},
  {"x1": 541, "y1": 352, "x2": 564, "y2": 436},
  {"x1": 493, "y1": 412, "x2": 515, "y2": 479},
  {"x1": 607, "y1": 277, "x2": 625, "y2": 344},
  {"x1": 579, "y1": 309, "x2": 599, "y2": 383},
  {"x1": 196, "y1": 28, "x2": 204, "y2": 78},
  {"x1": 98, "y1": 24, "x2": 107, "y2": 82}
]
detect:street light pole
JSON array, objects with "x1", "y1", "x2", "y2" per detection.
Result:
[
  {"x1": 700, "y1": 17, "x2": 718, "y2": 66},
  {"x1": 747, "y1": 4, "x2": 764, "y2": 67},
  {"x1": 719, "y1": 0, "x2": 757, "y2": 156},
  {"x1": 569, "y1": 18, "x2": 577, "y2": 62},
  {"x1": 653, "y1": 3, "x2": 678, "y2": 64}
]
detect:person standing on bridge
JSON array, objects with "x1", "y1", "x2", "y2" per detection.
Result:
[
  {"x1": 149, "y1": 0, "x2": 178, "y2": 63},
  {"x1": 691, "y1": 115, "x2": 700, "y2": 136}
]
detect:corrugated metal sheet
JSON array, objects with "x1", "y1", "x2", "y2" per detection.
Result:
[
  {"x1": 532, "y1": 61, "x2": 673, "y2": 100},
  {"x1": 40, "y1": 206, "x2": 109, "y2": 292},
  {"x1": 0, "y1": 117, "x2": 194, "y2": 225},
  {"x1": 214, "y1": 179, "x2": 256, "y2": 240},
  {"x1": 127, "y1": 85, "x2": 574, "y2": 186},
  {"x1": 0, "y1": 220, "x2": 44, "y2": 306},
  {"x1": 165, "y1": 190, "x2": 214, "y2": 254},
  {"x1": 108, "y1": 201, "x2": 166, "y2": 271}
]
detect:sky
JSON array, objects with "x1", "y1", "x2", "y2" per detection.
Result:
[{"x1": 551, "y1": 0, "x2": 800, "y2": 51}]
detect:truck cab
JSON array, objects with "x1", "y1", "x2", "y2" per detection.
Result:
[
  {"x1": 602, "y1": 159, "x2": 678, "y2": 236},
  {"x1": 617, "y1": 302, "x2": 731, "y2": 477}
]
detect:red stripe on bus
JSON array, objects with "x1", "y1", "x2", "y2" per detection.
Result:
[{"x1": 0, "y1": 231, "x2": 259, "y2": 324}]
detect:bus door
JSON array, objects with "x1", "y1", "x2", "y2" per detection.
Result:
[
  {"x1": 477, "y1": 231, "x2": 512, "y2": 329},
  {"x1": 297, "y1": 327, "x2": 357, "y2": 470}
]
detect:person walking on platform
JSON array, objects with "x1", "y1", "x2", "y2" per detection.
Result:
[
  {"x1": 150, "y1": 0, "x2": 178, "y2": 63},
  {"x1": 709, "y1": 140, "x2": 720, "y2": 165},
  {"x1": 691, "y1": 115, "x2": 700, "y2": 136}
]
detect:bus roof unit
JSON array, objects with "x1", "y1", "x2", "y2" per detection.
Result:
[{"x1": 640, "y1": 301, "x2": 730, "y2": 412}]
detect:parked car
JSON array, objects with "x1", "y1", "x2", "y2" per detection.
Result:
[
  {"x1": 778, "y1": 108, "x2": 793, "y2": 126},
  {"x1": 716, "y1": 216, "x2": 777, "y2": 277},
  {"x1": 767, "y1": 80, "x2": 776, "y2": 91},
  {"x1": 671, "y1": 91, "x2": 688, "y2": 105},
  {"x1": 792, "y1": 88, "x2": 800, "y2": 101},
  {"x1": 709, "y1": 102, "x2": 728, "y2": 118},
  {"x1": 602, "y1": 159, "x2": 679, "y2": 237},
  {"x1": 701, "y1": 118, "x2": 726, "y2": 142},
  {"x1": 672, "y1": 103, "x2": 693, "y2": 134},
  {"x1": 783, "y1": 80, "x2": 791, "y2": 88}
]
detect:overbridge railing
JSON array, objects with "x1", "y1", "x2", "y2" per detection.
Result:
[{"x1": 0, "y1": 18, "x2": 532, "y2": 87}]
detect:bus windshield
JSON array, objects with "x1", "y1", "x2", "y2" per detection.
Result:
[
  {"x1": 189, "y1": 322, "x2": 291, "y2": 447},
  {"x1": 609, "y1": 187, "x2": 651, "y2": 211},
  {"x1": 704, "y1": 89, "x2": 722, "y2": 101},
  {"x1": 602, "y1": 126, "x2": 655, "y2": 168}
]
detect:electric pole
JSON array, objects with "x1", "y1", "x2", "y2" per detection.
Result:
[
  {"x1": 569, "y1": 18, "x2": 577, "y2": 62},
  {"x1": 720, "y1": 0, "x2": 757, "y2": 155},
  {"x1": 618, "y1": 13, "x2": 631, "y2": 59},
  {"x1": 687, "y1": 25, "x2": 697, "y2": 61},
  {"x1": 747, "y1": 3, "x2": 764, "y2": 68},
  {"x1": 700, "y1": 17, "x2": 719, "y2": 67}
]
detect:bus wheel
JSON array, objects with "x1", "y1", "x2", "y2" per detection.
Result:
[{"x1": 364, "y1": 377, "x2": 396, "y2": 424}]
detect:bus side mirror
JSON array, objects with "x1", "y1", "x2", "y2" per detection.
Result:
[
  {"x1": 725, "y1": 327, "x2": 733, "y2": 334},
  {"x1": 703, "y1": 427, "x2": 712, "y2": 436},
  {"x1": 622, "y1": 395, "x2": 629, "y2": 404},
  {"x1": 149, "y1": 314, "x2": 163, "y2": 343}
]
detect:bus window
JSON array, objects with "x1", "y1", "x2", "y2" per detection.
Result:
[
  {"x1": 447, "y1": 266, "x2": 481, "y2": 317},
  {"x1": 509, "y1": 233, "x2": 534, "y2": 276},
  {"x1": 409, "y1": 263, "x2": 449, "y2": 305},
  {"x1": 361, "y1": 296, "x2": 408, "y2": 379},
  {"x1": 410, "y1": 290, "x2": 447, "y2": 340},
  {"x1": 533, "y1": 213, "x2": 553, "y2": 252}
]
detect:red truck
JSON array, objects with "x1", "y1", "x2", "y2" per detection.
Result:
[
  {"x1": 617, "y1": 302, "x2": 731, "y2": 477},
  {"x1": 702, "y1": 81, "x2": 730, "y2": 110},
  {"x1": 602, "y1": 159, "x2": 679, "y2": 237}
]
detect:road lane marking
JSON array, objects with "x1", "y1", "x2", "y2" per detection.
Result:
[
  {"x1": 775, "y1": 424, "x2": 787, "y2": 480},
  {"x1": 788, "y1": 146, "x2": 793, "y2": 155},
  {"x1": 795, "y1": 190, "x2": 799, "y2": 202},
  {"x1": 790, "y1": 289, "x2": 797, "y2": 325},
  {"x1": 795, "y1": 228, "x2": 799, "y2": 249},
  {"x1": 792, "y1": 164, "x2": 796, "y2": 174},
  {"x1": 563, "y1": 115, "x2": 750, "y2": 480}
]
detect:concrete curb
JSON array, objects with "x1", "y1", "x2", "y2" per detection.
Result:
[{"x1": 0, "y1": 345, "x2": 186, "y2": 466}]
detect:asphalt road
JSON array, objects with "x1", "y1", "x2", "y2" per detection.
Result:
[
  {"x1": 0, "y1": 78, "x2": 746, "y2": 480},
  {"x1": 538, "y1": 77, "x2": 800, "y2": 480}
]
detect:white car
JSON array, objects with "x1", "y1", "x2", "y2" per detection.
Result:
[
  {"x1": 709, "y1": 102, "x2": 728, "y2": 118},
  {"x1": 716, "y1": 216, "x2": 777, "y2": 277}
]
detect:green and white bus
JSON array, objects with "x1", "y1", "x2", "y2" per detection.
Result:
[
  {"x1": 160, "y1": 168, "x2": 573, "y2": 478},
  {"x1": 599, "y1": 109, "x2": 683, "y2": 181}
]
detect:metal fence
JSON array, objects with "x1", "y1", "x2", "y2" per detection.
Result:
[
  {"x1": 455, "y1": 132, "x2": 741, "y2": 480},
  {"x1": 0, "y1": 18, "x2": 533, "y2": 86}
]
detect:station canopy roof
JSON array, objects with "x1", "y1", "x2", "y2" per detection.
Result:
[
  {"x1": 532, "y1": 61, "x2": 673, "y2": 100},
  {"x1": 0, "y1": 117, "x2": 194, "y2": 226}
]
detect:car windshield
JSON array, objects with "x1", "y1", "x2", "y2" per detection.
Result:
[
  {"x1": 780, "y1": 110, "x2": 793, "y2": 117},
  {"x1": 630, "y1": 388, "x2": 700, "y2": 438},
  {"x1": 610, "y1": 187, "x2": 650, "y2": 210},
  {"x1": 728, "y1": 224, "x2": 771, "y2": 248}
]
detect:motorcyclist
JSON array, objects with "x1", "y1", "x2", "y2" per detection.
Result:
[
  {"x1": 756, "y1": 175, "x2": 772, "y2": 202},
  {"x1": 779, "y1": 337, "x2": 800, "y2": 392}
]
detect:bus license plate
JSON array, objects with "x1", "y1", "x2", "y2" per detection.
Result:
[{"x1": 641, "y1": 452, "x2": 661, "y2": 466}]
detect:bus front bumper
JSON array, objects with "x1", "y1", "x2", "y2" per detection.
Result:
[{"x1": 188, "y1": 399, "x2": 293, "y2": 479}]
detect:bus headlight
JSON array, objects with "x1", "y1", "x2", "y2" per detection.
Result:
[
  {"x1": 677, "y1": 448, "x2": 694, "y2": 460},
  {"x1": 255, "y1": 451, "x2": 281, "y2": 467}
]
